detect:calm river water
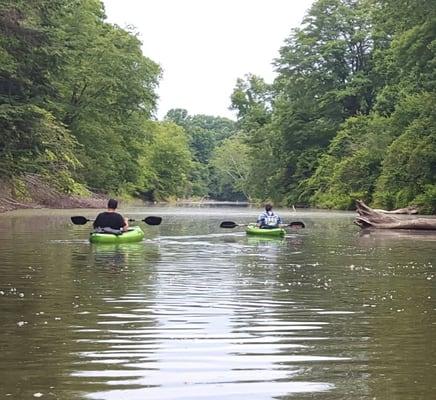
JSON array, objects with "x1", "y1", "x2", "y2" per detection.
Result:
[{"x1": 0, "y1": 205, "x2": 434, "y2": 399}]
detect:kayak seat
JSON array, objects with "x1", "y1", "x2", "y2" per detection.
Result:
[{"x1": 94, "y1": 227, "x2": 123, "y2": 235}]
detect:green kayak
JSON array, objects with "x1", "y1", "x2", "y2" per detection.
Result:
[
  {"x1": 89, "y1": 226, "x2": 144, "y2": 244},
  {"x1": 246, "y1": 224, "x2": 286, "y2": 237}
]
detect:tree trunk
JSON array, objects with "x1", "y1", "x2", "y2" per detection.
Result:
[
  {"x1": 372, "y1": 206, "x2": 418, "y2": 215},
  {"x1": 354, "y1": 200, "x2": 436, "y2": 230}
]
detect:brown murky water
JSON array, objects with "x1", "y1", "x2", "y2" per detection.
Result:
[{"x1": 0, "y1": 206, "x2": 434, "y2": 399}]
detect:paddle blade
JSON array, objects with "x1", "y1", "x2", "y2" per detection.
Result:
[
  {"x1": 143, "y1": 216, "x2": 162, "y2": 226},
  {"x1": 220, "y1": 221, "x2": 238, "y2": 228},
  {"x1": 288, "y1": 221, "x2": 305, "y2": 229},
  {"x1": 71, "y1": 216, "x2": 90, "y2": 225}
]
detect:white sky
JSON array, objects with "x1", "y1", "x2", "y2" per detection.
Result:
[{"x1": 102, "y1": 0, "x2": 314, "y2": 119}]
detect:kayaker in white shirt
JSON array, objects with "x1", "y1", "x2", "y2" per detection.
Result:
[{"x1": 257, "y1": 204, "x2": 283, "y2": 229}]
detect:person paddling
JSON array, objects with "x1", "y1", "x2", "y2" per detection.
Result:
[
  {"x1": 93, "y1": 199, "x2": 129, "y2": 233},
  {"x1": 257, "y1": 203, "x2": 283, "y2": 229}
]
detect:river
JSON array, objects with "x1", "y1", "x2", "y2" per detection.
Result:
[{"x1": 0, "y1": 205, "x2": 434, "y2": 399}]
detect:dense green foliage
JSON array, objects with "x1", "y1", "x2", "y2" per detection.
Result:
[
  {"x1": 1, "y1": 0, "x2": 434, "y2": 211},
  {"x1": 139, "y1": 121, "x2": 193, "y2": 200},
  {"x1": 0, "y1": 0, "x2": 193, "y2": 200},
  {"x1": 210, "y1": 135, "x2": 251, "y2": 200},
  {"x1": 230, "y1": 0, "x2": 436, "y2": 213},
  {"x1": 164, "y1": 109, "x2": 243, "y2": 200},
  {"x1": 0, "y1": 0, "x2": 81, "y2": 190}
]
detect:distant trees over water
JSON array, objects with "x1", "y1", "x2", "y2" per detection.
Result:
[{"x1": 1, "y1": 0, "x2": 434, "y2": 212}]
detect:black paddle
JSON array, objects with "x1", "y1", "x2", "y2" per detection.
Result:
[
  {"x1": 220, "y1": 221, "x2": 305, "y2": 229},
  {"x1": 220, "y1": 221, "x2": 247, "y2": 228},
  {"x1": 71, "y1": 215, "x2": 162, "y2": 226},
  {"x1": 287, "y1": 221, "x2": 306, "y2": 229}
]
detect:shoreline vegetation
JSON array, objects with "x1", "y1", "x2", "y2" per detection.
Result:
[
  {"x1": 0, "y1": 176, "x2": 251, "y2": 214},
  {"x1": 0, "y1": 176, "x2": 106, "y2": 213},
  {"x1": 1, "y1": 178, "x2": 430, "y2": 222},
  {"x1": 1, "y1": 1, "x2": 434, "y2": 215}
]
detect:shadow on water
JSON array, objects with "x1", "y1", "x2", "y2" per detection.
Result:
[
  {"x1": 359, "y1": 228, "x2": 436, "y2": 241},
  {"x1": 72, "y1": 242, "x2": 160, "y2": 270}
]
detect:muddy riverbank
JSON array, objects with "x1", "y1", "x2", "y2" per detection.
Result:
[{"x1": 0, "y1": 175, "x2": 106, "y2": 213}]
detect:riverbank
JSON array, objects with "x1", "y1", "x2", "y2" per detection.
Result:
[
  {"x1": 175, "y1": 199, "x2": 250, "y2": 206},
  {"x1": 0, "y1": 176, "x2": 252, "y2": 214},
  {"x1": 0, "y1": 175, "x2": 106, "y2": 213}
]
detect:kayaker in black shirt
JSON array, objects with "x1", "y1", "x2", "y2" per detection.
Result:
[{"x1": 93, "y1": 199, "x2": 128, "y2": 232}]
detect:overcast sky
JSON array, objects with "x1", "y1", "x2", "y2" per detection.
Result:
[{"x1": 102, "y1": 0, "x2": 314, "y2": 119}]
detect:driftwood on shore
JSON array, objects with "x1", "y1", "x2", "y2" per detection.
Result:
[
  {"x1": 354, "y1": 200, "x2": 436, "y2": 230},
  {"x1": 372, "y1": 206, "x2": 418, "y2": 215}
]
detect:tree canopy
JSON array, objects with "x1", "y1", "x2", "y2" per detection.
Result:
[
  {"x1": 1, "y1": 0, "x2": 434, "y2": 212},
  {"x1": 164, "y1": 109, "x2": 241, "y2": 200},
  {"x1": 0, "y1": 0, "x2": 191, "y2": 200},
  {"x1": 229, "y1": 0, "x2": 436, "y2": 213}
]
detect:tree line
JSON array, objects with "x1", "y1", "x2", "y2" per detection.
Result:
[
  {"x1": 1, "y1": 0, "x2": 434, "y2": 212},
  {"x1": 0, "y1": 0, "x2": 239, "y2": 202},
  {"x1": 227, "y1": 0, "x2": 435, "y2": 213}
]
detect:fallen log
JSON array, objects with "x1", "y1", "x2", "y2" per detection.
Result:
[
  {"x1": 354, "y1": 200, "x2": 436, "y2": 230},
  {"x1": 372, "y1": 206, "x2": 418, "y2": 214}
]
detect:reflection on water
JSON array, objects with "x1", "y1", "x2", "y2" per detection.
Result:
[{"x1": 0, "y1": 206, "x2": 434, "y2": 399}]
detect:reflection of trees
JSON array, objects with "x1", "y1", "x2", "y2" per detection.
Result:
[
  {"x1": 0, "y1": 212, "x2": 161, "y2": 398},
  {"x1": 67, "y1": 242, "x2": 161, "y2": 396},
  {"x1": 230, "y1": 234, "x2": 342, "y2": 398},
  {"x1": 359, "y1": 228, "x2": 436, "y2": 245},
  {"x1": 1, "y1": 209, "x2": 434, "y2": 399},
  {"x1": 265, "y1": 222, "x2": 434, "y2": 399},
  {"x1": 356, "y1": 229, "x2": 435, "y2": 399}
]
